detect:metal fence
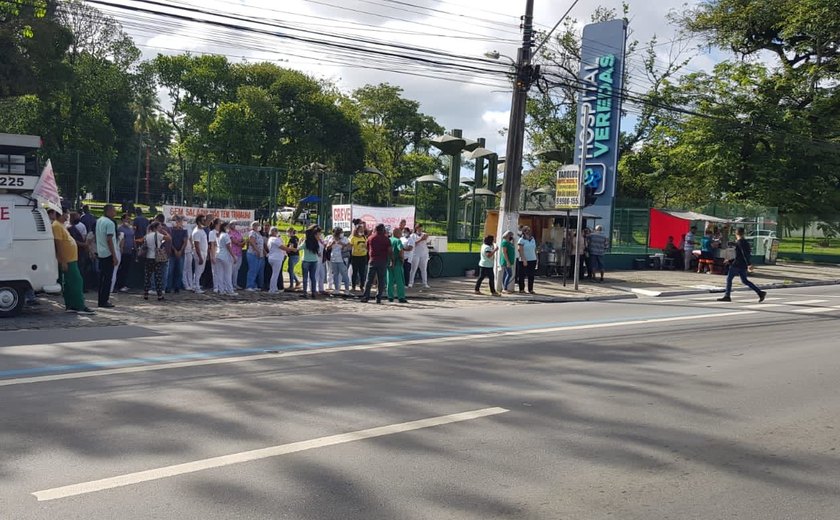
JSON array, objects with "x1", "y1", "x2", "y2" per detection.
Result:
[{"x1": 46, "y1": 149, "x2": 293, "y2": 221}]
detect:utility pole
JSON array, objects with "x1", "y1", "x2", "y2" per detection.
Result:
[
  {"x1": 573, "y1": 104, "x2": 590, "y2": 291},
  {"x1": 495, "y1": 0, "x2": 537, "y2": 291}
]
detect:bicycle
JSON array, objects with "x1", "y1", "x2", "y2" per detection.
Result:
[{"x1": 427, "y1": 251, "x2": 444, "y2": 278}]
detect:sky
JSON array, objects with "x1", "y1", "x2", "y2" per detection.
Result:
[{"x1": 97, "y1": 0, "x2": 717, "y2": 173}]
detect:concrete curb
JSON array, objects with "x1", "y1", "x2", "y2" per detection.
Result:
[{"x1": 627, "y1": 278, "x2": 840, "y2": 298}]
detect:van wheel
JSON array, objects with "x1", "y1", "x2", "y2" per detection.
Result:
[{"x1": 0, "y1": 284, "x2": 25, "y2": 318}]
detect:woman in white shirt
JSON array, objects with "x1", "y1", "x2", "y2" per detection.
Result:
[
  {"x1": 266, "y1": 227, "x2": 293, "y2": 294},
  {"x1": 143, "y1": 222, "x2": 166, "y2": 301},
  {"x1": 182, "y1": 222, "x2": 194, "y2": 291},
  {"x1": 207, "y1": 218, "x2": 221, "y2": 293},
  {"x1": 215, "y1": 222, "x2": 237, "y2": 296},
  {"x1": 326, "y1": 227, "x2": 351, "y2": 295},
  {"x1": 409, "y1": 223, "x2": 430, "y2": 288}
]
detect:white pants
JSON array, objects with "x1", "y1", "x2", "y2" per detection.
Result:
[
  {"x1": 193, "y1": 256, "x2": 207, "y2": 290},
  {"x1": 232, "y1": 255, "x2": 242, "y2": 288},
  {"x1": 211, "y1": 259, "x2": 221, "y2": 292},
  {"x1": 110, "y1": 250, "x2": 121, "y2": 293},
  {"x1": 409, "y1": 253, "x2": 429, "y2": 286},
  {"x1": 325, "y1": 260, "x2": 334, "y2": 290},
  {"x1": 183, "y1": 251, "x2": 194, "y2": 290},
  {"x1": 216, "y1": 255, "x2": 233, "y2": 294},
  {"x1": 268, "y1": 256, "x2": 284, "y2": 292},
  {"x1": 316, "y1": 260, "x2": 325, "y2": 292}
]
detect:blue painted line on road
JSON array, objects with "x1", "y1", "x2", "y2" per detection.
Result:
[{"x1": 0, "y1": 308, "x2": 730, "y2": 380}]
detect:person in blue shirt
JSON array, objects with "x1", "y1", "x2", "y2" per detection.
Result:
[{"x1": 517, "y1": 226, "x2": 538, "y2": 294}]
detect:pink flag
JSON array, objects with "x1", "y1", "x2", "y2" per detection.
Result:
[{"x1": 33, "y1": 159, "x2": 62, "y2": 213}]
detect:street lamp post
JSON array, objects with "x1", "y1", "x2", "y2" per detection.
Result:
[{"x1": 350, "y1": 166, "x2": 384, "y2": 205}]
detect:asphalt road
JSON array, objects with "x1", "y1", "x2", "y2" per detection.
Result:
[{"x1": 2, "y1": 285, "x2": 840, "y2": 519}]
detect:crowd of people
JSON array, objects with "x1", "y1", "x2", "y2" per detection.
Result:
[
  {"x1": 43, "y1": 205, "x2": 769, "y2": 314},
  {"x1": 46, "y1": 206, "x2": 437, "y2": 313}
]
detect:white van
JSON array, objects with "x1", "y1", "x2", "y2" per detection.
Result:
[{"x1": 0, "y1": 133, "x2": 61, "y2": 317}]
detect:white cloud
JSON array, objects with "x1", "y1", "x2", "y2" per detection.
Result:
[{"x1": 112, "y1": 0, "x2": 717, "y2": 162}]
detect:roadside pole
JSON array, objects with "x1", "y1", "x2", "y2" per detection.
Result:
[
  {"x1": 573, "y1": 104, "x2": 590, "y2": 291},
  {"x1": 495, "y1": 0, "x2": 535, "y2": 292}
]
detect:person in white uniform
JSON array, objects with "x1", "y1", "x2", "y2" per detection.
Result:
[
  {"x1": 408, "y1": 223, "x2": 430, "y2": 288},
  {"x1": 215, "y1": 222, "x2": 236, "y2": 295},
  {"x1": 266, "y1": 227, "x2": 291, "y2": 293},
  {"x1": 191, "y1": 215, "x2": 209, "y2": 293}
]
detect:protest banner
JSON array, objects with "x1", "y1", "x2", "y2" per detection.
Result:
[
  {"x1": 331, "y1": 204, "x2": 415, "y2": 232},
  {"x1": 162, "y1": 205, "x2": 255, "y2": 223}
]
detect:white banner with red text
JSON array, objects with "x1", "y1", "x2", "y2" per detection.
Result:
[
  {"x1": 331, "y1": 204, "x2": 415, "y2": 233},
  {"x1": 162, "y1": 205, "x2": 255, "y2": 223}
]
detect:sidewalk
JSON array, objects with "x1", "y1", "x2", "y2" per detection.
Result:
[
  {"x1": 408, "y1": 260, "x2": 840, "y2": 302},
  {"x1": 4, "y1": 261, "x2": 838, "y2": 331}
]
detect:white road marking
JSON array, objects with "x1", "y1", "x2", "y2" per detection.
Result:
[
  {"x1": 742, "y1": 303, "x2": 786, "y2": 309},
  {"x1": 32, "y1": 407, "x2": 509, "y2": 501},
  {"x1": 0, "y1": 310, "x2": 757, "y2": 387},
  {"x1": 793, "y1": 306, "x2": 839, "y2": 314},
  {"x1": 786, "y1": 299, "x2": 830, "y2": 306}
]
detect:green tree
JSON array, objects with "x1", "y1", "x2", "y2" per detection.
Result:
[
  {"x1": 351, "y1": 83, "x2": 444, "y2": 205},
  {"x1": 622, "y1": 0, "x2": 840, "y2": 217},
  {"x1": 0, "y1": 0, "x2": 69, "y2": 98}
]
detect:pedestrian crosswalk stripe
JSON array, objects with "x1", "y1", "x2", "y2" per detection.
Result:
[
  {"x1": 786, "y1": 299, "x2": 829, "y2": 305},
  {"x1": 793, "y1": 306, "x2": 839, "y2": 314},
  {"x1": 742, "y1": 303, "x2": 785, "y2": 309}
]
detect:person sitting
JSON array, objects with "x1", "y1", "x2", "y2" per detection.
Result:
[{"x1": 663, "y1": 236, "x2": 681, "y2": 269}]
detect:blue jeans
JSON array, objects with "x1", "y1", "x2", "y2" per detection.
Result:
[
  {"x1": 502, "y1": 266, "x2": 513, "y2": 290},
  {"x1": 246, "y1": 253, "x2": 264, "y2": 289},
  {"x1": 168, "y1": 254, "x2": 185, "y2": 291},
  {"x1": 725, "y1": 266, "x2": 761, "y2": 296},
  {"x1": 287, "y1": 255, "x2": 300, "y2": 285},
  {"x1": 302, "y1": 260, "x2": 318, "y2": 296}
]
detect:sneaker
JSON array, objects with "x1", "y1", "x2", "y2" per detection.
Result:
[
  {"x1": 98, "y1": 302, "x2": 115, "y2": 308},
  {"x1": 423, "y1": 284, "x2": 430, "y2": 289},
  {"x1": 79, "y1": 307, "x2": 96, "y2": 314},
  {"x1": 119, "y1": 286, "x2": 129, "y2": 293},
  {"x1": 398, "y1": 298, "x2": 409, "y2": 303},
  {"x1": 717, "y1": 296, "x2": 731, "y2": 302},
  {"x1": 228, "y1": 292, "x2": 239, "y2": 296},
  {"x1": 491, "y1": 293, "x2": 501, "y2": 297},
  {"x1": 408, "y1": 284, "x2": 414, "y2": 288},
  {"x1": 360, "y1": 297, "x2": 369, "y2": 303},
  {"x1": 388, "y1": 298, "x2": 394, "y2": 302},
  {"x1": 194, "y1": 288, "x2": 205, "y2": 294},
  {"x1": 474, "y1": 290, "x2": 482, "y2": 295},
  {"x1": 246, "y1": 288, "x2": 257, "y2": 292},
  {"x1": 758, "y1": 291, "x2": 767, "y2": 303}
]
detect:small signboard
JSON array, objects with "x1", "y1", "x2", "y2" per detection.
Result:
[{"x1": 555, "y1": 165, "x2": 581, "y2": 210}]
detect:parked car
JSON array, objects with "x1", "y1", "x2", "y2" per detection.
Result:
[{"x1": 275, "y1": 206, "x2": 296, "y2": 221}]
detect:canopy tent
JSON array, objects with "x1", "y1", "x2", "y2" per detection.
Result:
[{"x1": 648, "y1": 209, "x2": 730, "y2": 249}]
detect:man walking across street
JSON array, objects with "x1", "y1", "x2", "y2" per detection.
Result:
[
  {"x1": 95, "y1": 204, "x2": 118, "y2": 308},
  {"x1": 718, "y1": 227, "x2": 767, "y2": 303},
  {"x1": 51, "y1": 209, "x2": 94, "y2": 314}
]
